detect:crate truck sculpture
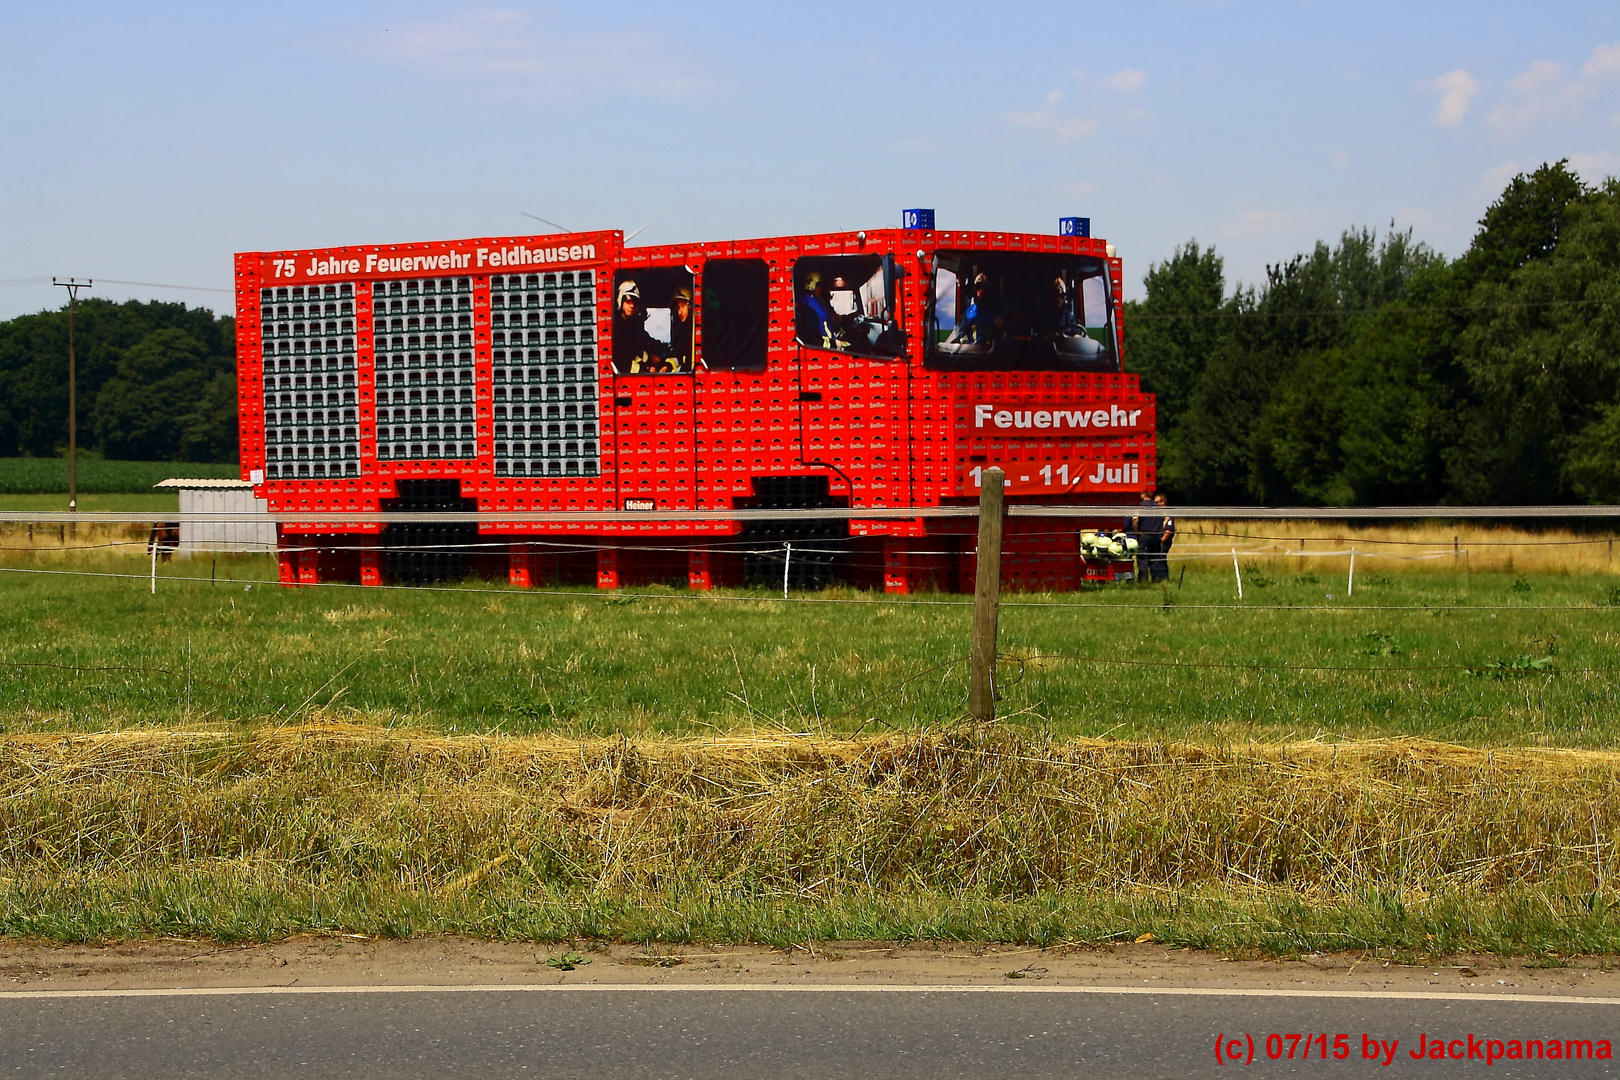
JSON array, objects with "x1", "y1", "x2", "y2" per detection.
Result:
[{"x1": 236, "y1": 216, "x2": 1156, "y2": 592}]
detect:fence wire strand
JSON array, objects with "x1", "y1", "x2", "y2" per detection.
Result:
[{"x1": 1, "y1": 563, "x2": 1613, "y2": 612}]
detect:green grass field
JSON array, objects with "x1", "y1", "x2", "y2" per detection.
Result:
[
  {"x1": 0, "y1": 458, "x2": 236, "y2": 495},
  {"x1": 4, "y1": 553, "x2": 1619, "y2": 956},
  {"x1": 1, "y1": 555, "x2": 1616, "y2": 746},
  {"x1": 0, "y1": 493, "x2": 179, "y2": 513}
]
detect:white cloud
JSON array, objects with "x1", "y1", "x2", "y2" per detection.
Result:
[
  {"x1": 1487, "y1": 152, "x2": 1620, "y2": 189},
  {"x1": 1506, "y1": 58, "x2": 1564, "y2": 93},
  {"x1": 1009, "y1": 90, "x2": 1099, "y2": 142},
  {"x1": 1427, "y1": 69, "x2": 1479, "y2": 126},
  {"x1": 1100, "y1": 69, "x2": 1147, "y2": 92},
  {"x1": 1071, "y1": 67, "x2": 1147, "y2": 93},
  {"x1": 1222, "y1": 210, "x2": 1304, "y2": 239},
  {"x1": 1481, "y1": 159, "x2": 1527, "y2": 190},
  {"x1": 359, "y1": 8, "x2": 712, "y2": 100},
  {"x1": 1584, "y1": 42, "x2": 1620, "y2": 80},
  {"x1": 1487, "y1": 48, "x2": 1620, "y2": 133},
  {"x1": 1568, "y1": 151, "x2": 1620, "y2": 182}
]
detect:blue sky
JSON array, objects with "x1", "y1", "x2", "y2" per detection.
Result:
[{"x1": 3, "y1": 1, "x2": 1618, "y2": 320}]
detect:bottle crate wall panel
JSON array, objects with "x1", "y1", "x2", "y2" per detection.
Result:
[
  {"x1": 370, "y1": 276, "x2": 477, "y2": 463},
  {"x1": 258, "y1": 282, "x2": 358, "y2": 480},
  {"x1": 489, "y1": 270, "x2": 601, "y2": 478}
]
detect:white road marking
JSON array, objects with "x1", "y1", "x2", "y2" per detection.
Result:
[{"x1": 0, "y1": 983, "x2": 1615, "y2": 1005}]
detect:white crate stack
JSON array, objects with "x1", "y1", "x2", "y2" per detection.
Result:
[
  {"x1": 371, "y1": 276, "x2": 477, "y2": 462},
  {"x1": 259, "y1": 283, "x2": 359, "y2": 479},
  {"x1": 490, "y1": 270, "x2": 601, "y2": 478}
]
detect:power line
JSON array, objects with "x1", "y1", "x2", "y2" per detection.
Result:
[
  {"x1": 1125, "y1": 295, "x2": 1620, "y2": 320},
  {"x1": 0, "y1": 276, "x2": 229, "y2": 293},
  {"x1": 91, "y1": 277, "x2": 232, "y2": 294}
]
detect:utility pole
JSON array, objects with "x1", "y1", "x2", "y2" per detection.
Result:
[
  {"x1": 968, "y1": 467, "x2": 1005, "y2": 722},
  {"x1": 52, "y1": 278, "x2": 91, "y2": 520}
]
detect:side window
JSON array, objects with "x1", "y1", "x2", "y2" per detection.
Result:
[
  {"x1": 792, "y1": 254, "x2": 904, "y2": 359},
  {"x1": 612, "y1": 267, "x2": 694, "y2": 375},
  {"x1": 932, "y1": 264, "x2": 959, "y2": 340},
  {"x1": 1081, "y1": 274, "x2": 1110, "y2": 329},
  {"x1": 698, "y1": 258, "x2": 768, "y2": 372}
]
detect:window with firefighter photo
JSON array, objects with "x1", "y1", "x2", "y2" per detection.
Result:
[
  {"x1": 792, "y1": 254, "x2": 905, "y2": 359},
  {"x1": 611, "y1": 267, "x2": 695, "y2": 374}
]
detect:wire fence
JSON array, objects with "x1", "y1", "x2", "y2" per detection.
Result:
[
  {"x1": 3, "y1": 530, "x2": 1615, "y2": 562},
  {"x1": 2, "y1": 563, "x2": 1615, "y2": 614},
  {"x1": 6, "y1": 503, "x2": 1620, "y2": 524},
  {"x1": 2, "y1": 505, "x2": 1616, "y2": 609},
  {"x1": 3, "y1": 519, "x2": 1616, "y2": 736}
]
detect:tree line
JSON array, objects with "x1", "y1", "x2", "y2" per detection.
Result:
[
  {"x1": 1125, "y1": 160, "x2": 1620, "y2": 506},
  {"x1": 0, "y1": 299, "x2": 237, "y2": 463}
]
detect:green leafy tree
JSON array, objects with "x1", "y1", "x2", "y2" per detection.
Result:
[
  {"x1": 0, "y1": 299, "x2": 236, "y2": 461},
  {"x1": 1566, "y1": 402, "x2": 1620, "y2": 502},
  {"x1": 1167, "y1": 236, "x2": 1360, "y2": 502},
  {"x1": 92, "y1": 328, "x2": 225, "y2": 460},
  {"x1": 1125, "y1": 241, "x2": 1227, "y2": 424},
  {"x1": 1445, "y1": 168, "x2": 1620, "y2": 503},
  {"x1": 1245, "y1": 229, "x2": 1447, "y2": 504},
  {"x1": 1463, "y1": 159, "x2": 1589, "y2": 282},
  {"x1": 1141, "y1": 165, "x2": 1620, "y2": 507}
]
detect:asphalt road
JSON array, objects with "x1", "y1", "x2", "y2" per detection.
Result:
[{"x1": 0, "y1": 985, "x2": 1616, "y2": 1079}]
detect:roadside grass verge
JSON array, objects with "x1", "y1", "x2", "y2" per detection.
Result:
[{"x1": 1, "y1": 724, "x2": 1618, "y2": 957}]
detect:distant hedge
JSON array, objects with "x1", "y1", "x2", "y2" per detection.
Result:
[{"x1": 0, "y1": 458, "x2": 239, "y2": 494}]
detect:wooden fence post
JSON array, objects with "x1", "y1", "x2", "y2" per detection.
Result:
[{"x1": 969, "y1": 467, "x2": 1005, "y2": 722}]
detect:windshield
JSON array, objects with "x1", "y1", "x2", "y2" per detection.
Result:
[{"x1": 927, "y1": 252, "x2": 1117, "y2": 371}]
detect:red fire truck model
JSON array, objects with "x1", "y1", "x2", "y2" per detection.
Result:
[{"x1": 236, "y1": 214, "x2": 1156, "y2": 593}]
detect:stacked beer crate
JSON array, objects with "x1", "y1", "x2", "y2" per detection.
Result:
[
  {"x1": 371, "y1": 276, "x2": 477, "y2": 462},
  {"x1": 258, "y1": 283, "x2": 359, "y2": 479},
  {"x1": 489, "y1": 270, "x2": 601, "y2": 478}
]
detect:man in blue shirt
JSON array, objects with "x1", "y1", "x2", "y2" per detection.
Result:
[
  {"x1": 961, "y1": 272, "x2": 999, "y2": 344},
  {"x1": 1131, "y1": 492, "x2": 1163, "y2": 579},
  {"x1": 796, "y1": 270, "x2": 844, "y2": 351},
  {"x1": 1152, "y1": 492, "x2": 1175, "y2": 581}
]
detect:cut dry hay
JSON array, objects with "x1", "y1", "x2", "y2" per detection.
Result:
[
  {"x1": 0, "y1": 521, "x2": 155, "y2": 562},
  {"x1": 1183, "y1": 519, "x2": 1620, "y2": 576},
  {"x1": 2, "y1": 723, "x2": 1617, "y2": 902}
]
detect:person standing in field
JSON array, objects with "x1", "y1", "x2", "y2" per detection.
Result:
[
  {"x1": 1152, "y1": 492, "x2": 1175, "y2": 582},
  {"x1": 1131, "y1": 491, "x2": 1161, "y2": 579}
]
